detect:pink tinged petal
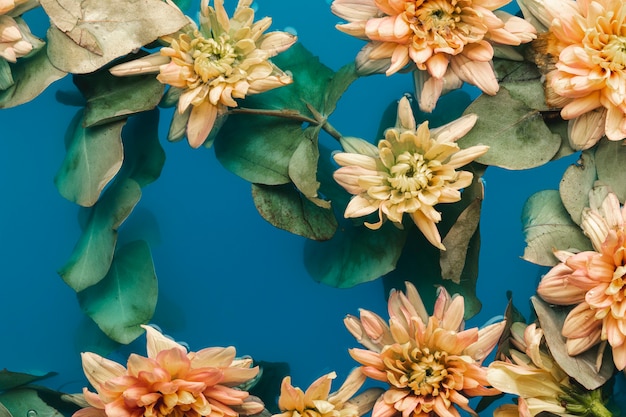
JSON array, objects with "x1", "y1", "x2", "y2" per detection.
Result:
[
  {"x1": 562, "y1": 302, "x2": 601, "y2": 338},
  {"x1": 278, "y1": 376, "x2": 305, "y2": 411},
  {"x1": 433, "y1": 287, "x2": 452, "y2": 320},
  {"x1": 416, "y1": 71, "x2": 443, "y2": 113},
  {"x1": 493, "y1": 11, "x2": 537, "y2": 43},
  {"x1": 425, "y1": 53, "x2": 449, "y2": 79},
  {"x1": 72, "y1": 408, "x2": 108, "y2": 417},
  {"x1": 221, "y1": 366, "x2": 259, "y2": 386},
  {"x1": 189, "y1": 346, "x2": 236, "y2": 368},
  {"x1": 331, "y1": 0, "x2": 379, "y2": 22},
  {"x1": 328, "y1": 367, "x2": 366, "y2": 406},
  {"x1": 109, "y1": 53, "x2": 169, "y2": 76},
  {"x1": 333, "y1": 152, "x2": 378, "y2": 170},
  {"x1": 537, "y1": 263, "x2": 587, "y2": 304},
  {"x1": 449, "y1": 55, "x2": 499, "y2": 95},
  {"x1": 561, "y1": 90, "x2": 602, "y2": 119},
  {"x1": 581, "y1": 209, "x2": 610, "y2": 252},
  {"x1": 566, "y1": 326, "x2": 602, "y2": 355},
  {"x1": 547, "y1": 2, "x2": 585, "y2": 42},
  {"x1": 81, "y1": 352, "x2": 127, "y2": 390},
  {"x1": 396, "y1": 96, "x2": 416, "y2": 130},
  {"x1": 205, "y1": 385, "x2": 249, "y2": 405},
  {"x1": 461, "y1": 41, "x2": 494, "y2": 62},
  {"x1": 472, "y1": 0, "x2": 511, "y2": 10},
  {"x1": 612, "y1": 342, "x2": 626, "y2": 371},
  {"x1": 344, "y1": 195, "x2": 380, "y2": 218},
  {"x1": 155, "y1": 347, "x2": 191, "y2": 377},
  {"x1": 465, "y1": 320, "x2": 506, "y2": 363},
  {"x1": 441, "y1": 295, "x2": 465, "y2": 331},
  {"x1": 386, "y1": 44, "x2": 410, "y2": 75},
  {"x1": 258, "y1": 31, "x2": 297, "y2": 55},
  {"x1": 371, "y1": 396, "x2": 400, "y2": 417},
  {"x1": 430, "y1": 112, "x2": 479, "y2": 141},
  {"x1": 348, "y1": 348, "x2": 384, "y2": 369},
  {"x1": 186, "y1": 100, "x2": 218, "y2": 148},
  {"x1": 567, "y1": 109, "x2": 606, "y2": 151},
  {"x1": 304, "y1": 372, "x2": 335, "y2": 405},
  {"x1": 432, "y1": 395, "x2": 458, "y2": 417},
  {"x1": 598, "y1": 192, "x2": 623, "y2": 229},
  {"x1": 445, "y1": 146, "x2": 488, "y2": 169},
  {"x1": 360, "y1": 310, "x2": 393, "y2": 345},
  {"x1": 409, "y1": 209, "x2": 444, "y2": 249},
  {"x1": 604, "y1": 104, "x2": 626, "y2": 141}
]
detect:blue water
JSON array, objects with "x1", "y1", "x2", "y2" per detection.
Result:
[{"x1": 0, "y1": 0, "x2": 581, "y2": 414}]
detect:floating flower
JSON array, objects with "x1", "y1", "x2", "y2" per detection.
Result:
[
  {"x1": 0, "y1": 15, "x2": 31, "y2": 62},
  {"x1": 488, "y1": 323, "x2": 574, "y2": 416},
  {"x1": 537, "y1": 190, "x2": 626, "y2": 370},
  {"x1": 73, "y1": 325, "x2": 264, "y2": 417},
  {"x1": 520, "y1": 0, "x2": 626, "y2": 149},
  {"x1": 274, "y1": 369, "x2": 375, "y2": 417},
  {"x1": 110, "y1": 0, "x2": 296, "y2": 148},
  {"x1": 332, "y1": 96, "x2": 488, "y2": 249},
  {"x1": 331, "y1": 0, "x2": 536, "y2": 112},
  {"x1": 344, "y1": 282, "x2": 505, "y2": 417}
]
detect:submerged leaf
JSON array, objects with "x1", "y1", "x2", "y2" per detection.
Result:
[
  {"x1": 41, "y1": 0, "x2": 188, "y2": 73},
  {"x1": 54, "y1": 110, "x2": 125, "y2": 207},
  {"x1": 0, "y1": 370, "x2": 56, "y2": 391},
  {"x1": 78, "y1": 240, "x2": 158, "y2": 344},
  {"x1": 59, "y1": 178, "x2": 142, "y2": 292},
  {"x1": 252, "y1": 183, "x2": 336, "y2": 240},
  {"x1": 531, "y1": 296, "x2": 614, "y2": 390},
  {"x1": 595, "y1": 138, "x2": 626, "y2": 203},
  {"x1": 440, "y1": 198, "x2": 481, "y2": 284},
  {"x1": 0, "y1": 389, "x2": 61, "y2": 417},
  {"x1": 459, "y1": 87, "x2": 561, "y2": 169},
  {"x1": 288, "y1": 127, "x2": 329, "y2": 208},
  {"x1": 522, "y1": 190, "x2": 592, "y2": 266},
  {"x1": 559, "y1": 151, "x2": 597, "y2": 225}
]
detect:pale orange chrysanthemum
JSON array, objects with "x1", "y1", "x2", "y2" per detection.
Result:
[
  {"x1": 0, "y1": 0, "x2": 38, "y2": 63},
  {"x1": 537, "y1": 190, "x2": 626, "y2": 370},
  {"x1": 332, "y1": 96, "x2": 488, "y2": 249},
  {"x1": 274, "y1": 369, "x2": 371, "y2": 417},
  {"x1": 110, "y1": 0, "x2": 296, "y2": 148},
  {"x1": 520, "y1": 0, "x2": 626, "y2": 149},
  {"x1": 331, "y1": 0, "x2": 536, "y2": 112},
  {"x1": 344, "y1": 282, "x2": 505, "y2": 417},
  {"x1": 73, "y1": 325, "x2": 265, "y2": 417}
]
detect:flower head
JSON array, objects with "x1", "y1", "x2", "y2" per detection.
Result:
[
  {"x1": 344, "y1": 282, "x2": 505, "y2": 417},
  {"x1": 537, "y1": 190, "x2": 626, "y2": 370},
  {"x1": 111, "y1": 0, "x2": 296, "y2": 148},
  {"x1": 331, "y1": 0, "x2": 536, "y2": 111},
  {"x1": 332, "y1": 96, "x2": 488, "y2": 249},
  {"x1": 488, "y1": 323, "x2": 574, "y2": 417},
  {"x1": 73, "y1": 325, "x2": 264, "y2": 417},
  {"x1": 274, "y1": 369, "x2": 370, "y2": 417},
  {"x1": 521, "y1": 0, "x2": 626, "y2": 149}
]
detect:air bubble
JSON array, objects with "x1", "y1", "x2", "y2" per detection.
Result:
[{"x1": 27, "y1": 410, "x2": 38, "y2": 417}]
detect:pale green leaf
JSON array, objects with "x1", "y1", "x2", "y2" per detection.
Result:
[
  {"x1": 522, "y1": 190, "x2": 593, "y2": 266},
  {"x1": 78, "y1": 240, "x2": 158, "y2": 344},
  {"x1": 440, "y1": 198, "x2": 481, "y2": 284},
  {"x1": 0, "y1": 389, "x2": 61, "y2": 417},
  {"x1": 251, "y1": 183, "x2": 337, "y2": 240},
  {"x1": 59, "y1": 178, "x2": 142, "y2": 292},
  {"x1": 559, "y1": 151, "x2": 597, "y2": 225},
  {"x1": 288, "y1": 127, "x2": 329, "y2": 208},
  {"x1": 0, "y1": 371, "x2": 55, "y2": 391},
  {"x1": 54, "y1": 111, "x2": 125, "y2": 207},
  {"x1": 304, "y1": 223, "x2": 407, "y2": 288},
  {"x1": 0, "y1": 46, "x2": 66, "y2": 108},
  {"x1": 322, "y1": 62, "x2": 359, "y2": 116},
  {"x1": 595, "y1": 138, "x2": 626, "y2": 203},
  {"x1": 41, "y1": 0, "x2": 189, "y2": 73},
  {"x1": 0, "y1": 59, "x2": 13, "y2": 90},
  {"x1": 0, "y1": 402, "x2": 10, "y2": 417},
  {"x1": 531, "y1": 296, "x2": 614, "y2": 390},
  {"x1": 459, "y1": 87, "x2": 561, "y2": 169}
]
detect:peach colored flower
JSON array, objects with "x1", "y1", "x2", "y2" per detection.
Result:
[
  {"x1": 537, "y1": 190, "x2": 626, "y2": 370},
  {"x1": 274, "y1": 369, "x2": 375, "y2": 417},
  {"x1": 344, "y1": 282, "x2": 505, "y2": 417},
  {"x1": 110, "y1": 0, "x2": 296, "y2": 148},
  {"x1": 73, "y1": 325, "x2": 264, "y2": 417},
  {"x1": 488, "y1": 323, "x2": 574, "y2": 417},
  {"x1": 331, "y1": 0, "x2": 536, "y2": 112},
  {"x1": 0, "y1": 15, "x2": 32, "y2": 62},
  {"x1": 519, "y1": 0, "x2": 626, "y2": 149},
  {"x1": 332, "y1": 96, "x2": 488, "y2": 249}
]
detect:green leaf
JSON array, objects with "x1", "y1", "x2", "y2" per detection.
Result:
[
  {"x1": 322, "y1": 62, "x2": 359, "y2": 116},
  {"x1": 59, "y1": 178, "x2": 142, "y2": 292},
  {"x1": 440, "y1": 198, "x2": 481, "y2": 284},
  {"x1": 559, "y1": 151, "x2": 597, "y2": 225},
  {"x1": 595, "y1": 138, "x2": 626, "y2": 203},
  {"x1": 304, "y1": 222, "x2": 407, "y2": 288},
  {"x1": 252, "y1": 183, "x2": 337, "y2": 240},
  {"x1": 0, "y1": 46, "x2": 66, "y2": 108},
  {"x1": 0, "y1": 59, "x2": 13, "y2": 90},
  {"x1": 493, "y1": 57, "x2": 549, "y2": 111},
  {"x1": 531, "y1": 296, "x2": 614, "y2": 390},
  {"x1": 0, "y1": 389, "x2": 61, "y2": 417},
  {"x1": 522, "y1": 190, "x2": 593, "y2": 266},
  {"x1": 0, "y1": 370, "x2": 55, "y2": 391},
  {"x1": 41, "y1": 0, "x2": 189, "y2": 74},
  {"x1": 0, "y1": 402, "x2": 10, "y2": 417},
  {"x1": 288, "y1": 127, "x2": 329, "y2": 208},
  {"x1": 54, "y1": 110, "x2": 125, "y2": 207},
  {"x1": 459, "y1": 87, "x2": 561, "y2": 169},
  {"x1": 73, "y1": 67, "x2": 165, "y2": 127},
  {"x1": 77, "y1": 240, "x2": 158, "y2": 344}
]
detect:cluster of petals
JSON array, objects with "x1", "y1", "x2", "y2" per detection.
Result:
[
  {"x1": 0, "y1": 0, "x2": 39, "y2": 62},
  {"x1": 73, "y1": 325, "x2": 264, "y2": 417},
  {"x1": 332, "y1": 95, "x2": 488, "y2": 249},
  {"x1": 537, "y1": 190, "x2": 626, "y2": 370},
  {"x1": 331, "y1": 0, "x2": 536, "y2": 112},
  {"x1": 110, "y1": 0, "x2": 296, "y2": 148},
  {"x1": 487, "y1": 323, "x2": 573, "y2": 417},
  {"x1": 344, "y1": 281, "x2": 505, "y2": 417},
  {"x1": 519, "y1": 0, "x2": 626, "y2": 149},
  {"x1": 273, "y1": 369, "x2": 368, "y2": 417}
]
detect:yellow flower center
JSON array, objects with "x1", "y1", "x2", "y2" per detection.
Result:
[
  {"x1": 413, "y1": 0, "x2": 461, "y2": 34},
  {"x1": 388, "y1": 151, "x2": 436, "y2": 193},
  {"x1": 601, "y1": 35, "x2": 626, "y2": 71},
  {"x1": 190, "y1": 33, "x2": 238, "y2": 82}
]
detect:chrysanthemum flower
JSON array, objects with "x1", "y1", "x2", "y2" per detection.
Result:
[
  {"x1": 537, "y1": 190, "x2": 626, "y2": 370},
  {"x1": 331, "y1": 0, "x2": 536, "y2": 112},
  {"x1": 488, "y1": 323, "x2": 574, "y2": 417},
  {"x1": 520, "y1": 0, "x2": 626, "y2": 149},
  {"x1": 110, "y1": 0, "x2": 296, "y2": 148},
  {"x1": 0, "y1": 15, "x2": 31, "y2": 62},
  {"x1": 344, "y1": 281, "x2": 505, "y2": 417},
  {"x1": 73, "y1": 325, "x2": 265, "y2": 417},
  {"x1": 274, "y1": 369, "x2": 373, "y2": 417},
  {"x1": 332, "y1": 96, "x2": 488, "y2": 249}
]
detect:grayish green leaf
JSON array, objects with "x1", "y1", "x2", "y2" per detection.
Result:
[
  {"x1": 595, "y1": 138, "x2": 626, "y2": 203},
  {"x1": 559, "y1": 151, "x2": 596, "y2": 225},
  {"x1": 0, "y1": 389, "x2": 61, "y2": 417},
  {"x1": 54, "y1": 111, "x2": 125, "y2": 207},
  {"x1": 440, "y1": 198, "x2": 481, "y2": 284},
  {"x1": 0, "y1": 59, "x2": 13, "y2": 90},
  {"x1": 0, "y1": 402, "x2": 10, "y2": 417},
  {"x1": 78, "y1": 240, "x2": 158, "y2": 344},
  {"x1": 288, "y1": 127, "x2": 329, "y2": 208},
  {"x1": 252, "y1": 183, "x2": 337, "y2": 241},
  {"x1": 522, "y1": 190, "x2": 593, "y2": 266},
  {"x1": 0, "y1": 370, "x2": 55, "y2": 391}
]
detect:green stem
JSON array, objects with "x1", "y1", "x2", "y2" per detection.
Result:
[{"x1": 587, "y1": 396, "x2": 613, "y2": 417}]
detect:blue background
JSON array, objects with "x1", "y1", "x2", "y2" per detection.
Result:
[{"x1": 0, "y1": 0, "x2": 574, "y2": 412}]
